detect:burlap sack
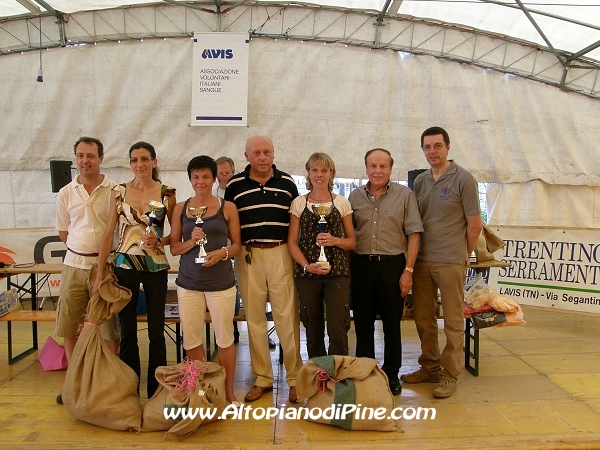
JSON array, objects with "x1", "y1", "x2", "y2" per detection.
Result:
[
  {"x1": 142, "y1": 359, "x2": 228, "y2": 440},
  {"x1": 475, "y1": 223, "x2": 508, "y2": 265},
  {"x1": 296, "y1": 355, "x2": 399, "y2": 431},
  {"x1": 62, "y1": 272, "x2": 142, "y2": 431}
]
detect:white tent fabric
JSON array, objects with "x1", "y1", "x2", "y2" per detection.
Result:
[
  {"x1": 2, "y1": 1, "x2": 600, "y2": 63},
  {"x1": 2, "y1": 36, "x2": 600, "y2": 183},
  {"x1": 487, "y1": 181, "x2": 600, "y2": 228},
  {"x1": 1, "y1": 36, "x2": 600, "y2": 229}
]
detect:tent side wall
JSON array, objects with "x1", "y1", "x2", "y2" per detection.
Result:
[{"x1": 1, "y1": 37, "x2": 600, "y2": 228}]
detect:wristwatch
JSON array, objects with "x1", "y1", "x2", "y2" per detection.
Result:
[{"x1": 404, "y1": 267, "x2": 414, "y2": 273}]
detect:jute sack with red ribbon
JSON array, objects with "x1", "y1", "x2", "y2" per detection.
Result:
[
  {"x1": 141, "y1": 358, "x2": 228, "y2": 439},
  {"x1": 62, "y1": 270, "x2": 141, "y2": 431},
  {"x1": 296, "y1": 355, "x2": 399, "y2": 431}
]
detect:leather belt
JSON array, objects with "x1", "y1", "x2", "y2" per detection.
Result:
[
  {"x1": 67, "y1": 247, "x2": 99, "y2": 257},
  {"x1": 246, "y1": 241, "x2": 286, "y2": 249},
  {"x1": 357, "y1": 253, "x2": 398, "y2": 262}
]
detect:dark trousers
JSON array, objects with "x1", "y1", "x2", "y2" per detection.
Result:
[
  {"x1": 296, "y1": 276, "x2": 351, "y2": 359},
  {"x1": 114, "y1": 267, "x2": 168, "y2": 398},
  {"x1": 350, "y1": 253, "x2": 406, "y2": 381}
]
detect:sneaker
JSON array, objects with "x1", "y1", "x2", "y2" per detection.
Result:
[
  {"x1": 433, "y1": 377, "x2": 457, "y2": 398},
  {"x1": 401, "y1": 368, "x2": 442, "y2": 384}
]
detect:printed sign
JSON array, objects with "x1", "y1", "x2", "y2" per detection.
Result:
[
  {"x1": 191, "y1": 32, "x2": 249, "y2": 126},
  {"x1": 487, "y1": 227, "x2": 600, "y2": 314}
]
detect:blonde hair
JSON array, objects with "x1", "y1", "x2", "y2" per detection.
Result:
[{"x1": 305, "y1": 152, "x2": 336, "y2": 192}]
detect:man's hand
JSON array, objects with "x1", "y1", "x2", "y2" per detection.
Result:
[
  {"x1": 400, "y1": 270, "x2": 413, "y2": 297},
  {"x1": 92, "y1": 278, "x2": 101, "y2": 295}
]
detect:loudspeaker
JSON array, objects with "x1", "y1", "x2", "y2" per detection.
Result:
[
  {"x1": 407, "y1": 169, "x2": 427, "y2": 191},
  {"x1": 50, "y1": 160, "x2": 73, "y2": 193}
]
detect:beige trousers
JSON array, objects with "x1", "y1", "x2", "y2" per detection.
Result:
[
  {"x1": 235, "y1": 243, "x2": 303, "y2": 387},
  {"x1": 412, "y1": 261, "x2": 467, "y2": 379}
]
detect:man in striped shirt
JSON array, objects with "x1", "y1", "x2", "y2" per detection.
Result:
[{"x1": 225, "y1": 135, "x2": 303, "y2": 404}]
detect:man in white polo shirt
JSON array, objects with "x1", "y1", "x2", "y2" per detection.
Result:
[{"x1": 54, "y1": 136, "x2": 120, "y2": 403}]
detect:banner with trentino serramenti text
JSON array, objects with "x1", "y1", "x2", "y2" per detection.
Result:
[{"x1": 487, "y1": 226, "x2": 600, "y2": 315}]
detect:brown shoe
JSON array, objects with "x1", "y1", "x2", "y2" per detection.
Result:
[
  {"x1": 288, "y1": 386, "x2": 299, "y2": 403},
  {"x1": 244, "y1": 385, "x2": 273, "y2": 402},
  {"x1": 401, "y1": 368, "x2": 442, "y2": 384}
]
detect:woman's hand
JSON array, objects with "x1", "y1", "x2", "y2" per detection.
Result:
[
  {"x1": 305, "y1": 262, "x2": 331, "y2": 275},
  {"x1": 140, "y1": 231, "x2": 160, "y2": 248},
  {"x1": 316, "y1": 232, "x2": 338, "y2": 247},
  {"x1": 202, "y1": 248, "x2": 226, "y2": 267},
  {"x1": 190, "y1": 227, "x2": 206, "y2": 243}
]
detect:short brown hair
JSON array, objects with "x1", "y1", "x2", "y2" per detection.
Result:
[
  {"x1": 215, "y1": 156, "x2": 235, "y2": 172},
  {"x1": 74, "y1": 136, "x2": 104, "y2": 158}
]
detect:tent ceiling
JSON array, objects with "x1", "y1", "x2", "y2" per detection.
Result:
[
  {"x1": 2, "y1": 1, "x2": 600, "y2": 58},
  {"x1": 1, "y1": 1, "x2": 600, "y2": 97}
]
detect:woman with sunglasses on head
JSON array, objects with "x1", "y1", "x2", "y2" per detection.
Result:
[
  {"x1": 170, "y1": 156, "x2": 241, "y2": 405},
  {"x1": 94, "y1": 141, "x2": 176, "y2": 398},
  {"x1": 287, "y1": 152, "x2": 356, "y2": 359}
]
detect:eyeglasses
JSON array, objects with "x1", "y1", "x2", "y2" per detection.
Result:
[
  {"x1": 129, "y1": 156, "x2": 154, "y2": 164},
  {"x1": 245, "y1": 244, "x2": 252, "y2": 265},
  {"x1": 422, "y1": 143, "x2": 446, "y2": 152}
]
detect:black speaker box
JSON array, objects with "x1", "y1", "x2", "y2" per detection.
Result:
[
  {"x1": 407, "y1": 169, "x2": 427, "y2": 191},
  {"x1": 50, "y1": 160, "x2": 73, "y2": 193}
]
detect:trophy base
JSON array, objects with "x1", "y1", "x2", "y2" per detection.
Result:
[
  {"x1": 317, "y1": 261, "x2": 330, "y2": 269},
  {"x1": 195, "y1": 257, "x2": 205, "y2": 264}
]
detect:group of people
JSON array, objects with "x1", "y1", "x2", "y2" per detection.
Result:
[{"x1": 54, "y1": 126, "x2": 481, "y2": 408}]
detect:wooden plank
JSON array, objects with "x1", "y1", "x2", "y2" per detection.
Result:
[
  {"x1": 0, "y1": 263, "x2": 180, "y2": 276},
  {"x1": 0, "y1": 310, "x2": 56, "y2": 321}
]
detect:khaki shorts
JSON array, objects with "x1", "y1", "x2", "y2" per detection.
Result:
[
  {"x1": 54, "y1": 265, "x2": 120, "y2": 341},
  {"x1": 177, "y1": 285, "x2": 236, "y2": 349}
]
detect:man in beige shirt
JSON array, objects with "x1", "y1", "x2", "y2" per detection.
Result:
[
  {"x1": 349, "y1": 148, "x2": 423, "y2": 396},
  {"x1": 54, "y1": 136, "x2": 119, "y2": 403}
]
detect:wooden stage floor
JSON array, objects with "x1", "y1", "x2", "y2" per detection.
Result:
[{"x1": 1, "y1": 305, "x2": 600, "y2": 449}]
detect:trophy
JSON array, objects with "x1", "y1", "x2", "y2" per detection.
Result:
[
  {"x1": 312, "y1": 203, "x2": 333, "y2": 269},
  {"x1": 189, "y1": 206, "x2": 208, "y2": 263},
  {"x1": 139, "y1": 200, "x2": 165, "y2": 247}
]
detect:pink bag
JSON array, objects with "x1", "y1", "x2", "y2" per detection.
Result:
[{"x1": 38, "y1": 336, "x2": 68, "y2": 371}]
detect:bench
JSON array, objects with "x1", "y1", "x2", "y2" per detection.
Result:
[
  {"x1": 0, "y1": 309, "x2": 206, "y2": 366},
  {"x1": 0, "y1": 309, "x2": 480, "y2": 376}
]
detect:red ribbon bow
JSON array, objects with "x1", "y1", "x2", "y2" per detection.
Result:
[
  {"x1": 173, "y1": 357, "x2": 206, "y2": 397},
  {"x1": 315, "y1": 368, "x2": 342, "y2": 393}
]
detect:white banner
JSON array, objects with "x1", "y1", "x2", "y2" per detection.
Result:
[
  {"x1": 191, "y1": 32, "x2": 249, "y2": 126},
  {"x1": 0, "y1": 228, "x2": 63, "y2": 297},
  {"x1": 0, "y1": 228, "x2": 179, "y2": 297},
  {"x1": 485, "y1": 227, "x2": 600, "y2": 314}
]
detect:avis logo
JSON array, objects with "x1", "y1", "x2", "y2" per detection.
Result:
[{"x1": 202, "y1": 49, "x2": 233, "y2": 59}]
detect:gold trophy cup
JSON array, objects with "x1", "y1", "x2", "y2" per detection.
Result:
[
  {"x1": 139, "y1": 200, "x2": 165, "y2": 247},
  {"x1": 189, "y1": 206, "x2": 208, "y2": 263},
  {"x1": 312, "y1": 203, "x2": 333, "y2": 269}
]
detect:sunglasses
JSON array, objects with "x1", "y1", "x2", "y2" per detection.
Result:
[{"x1": 245, "y1": 244, "x2": 252, "y2": 265}]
